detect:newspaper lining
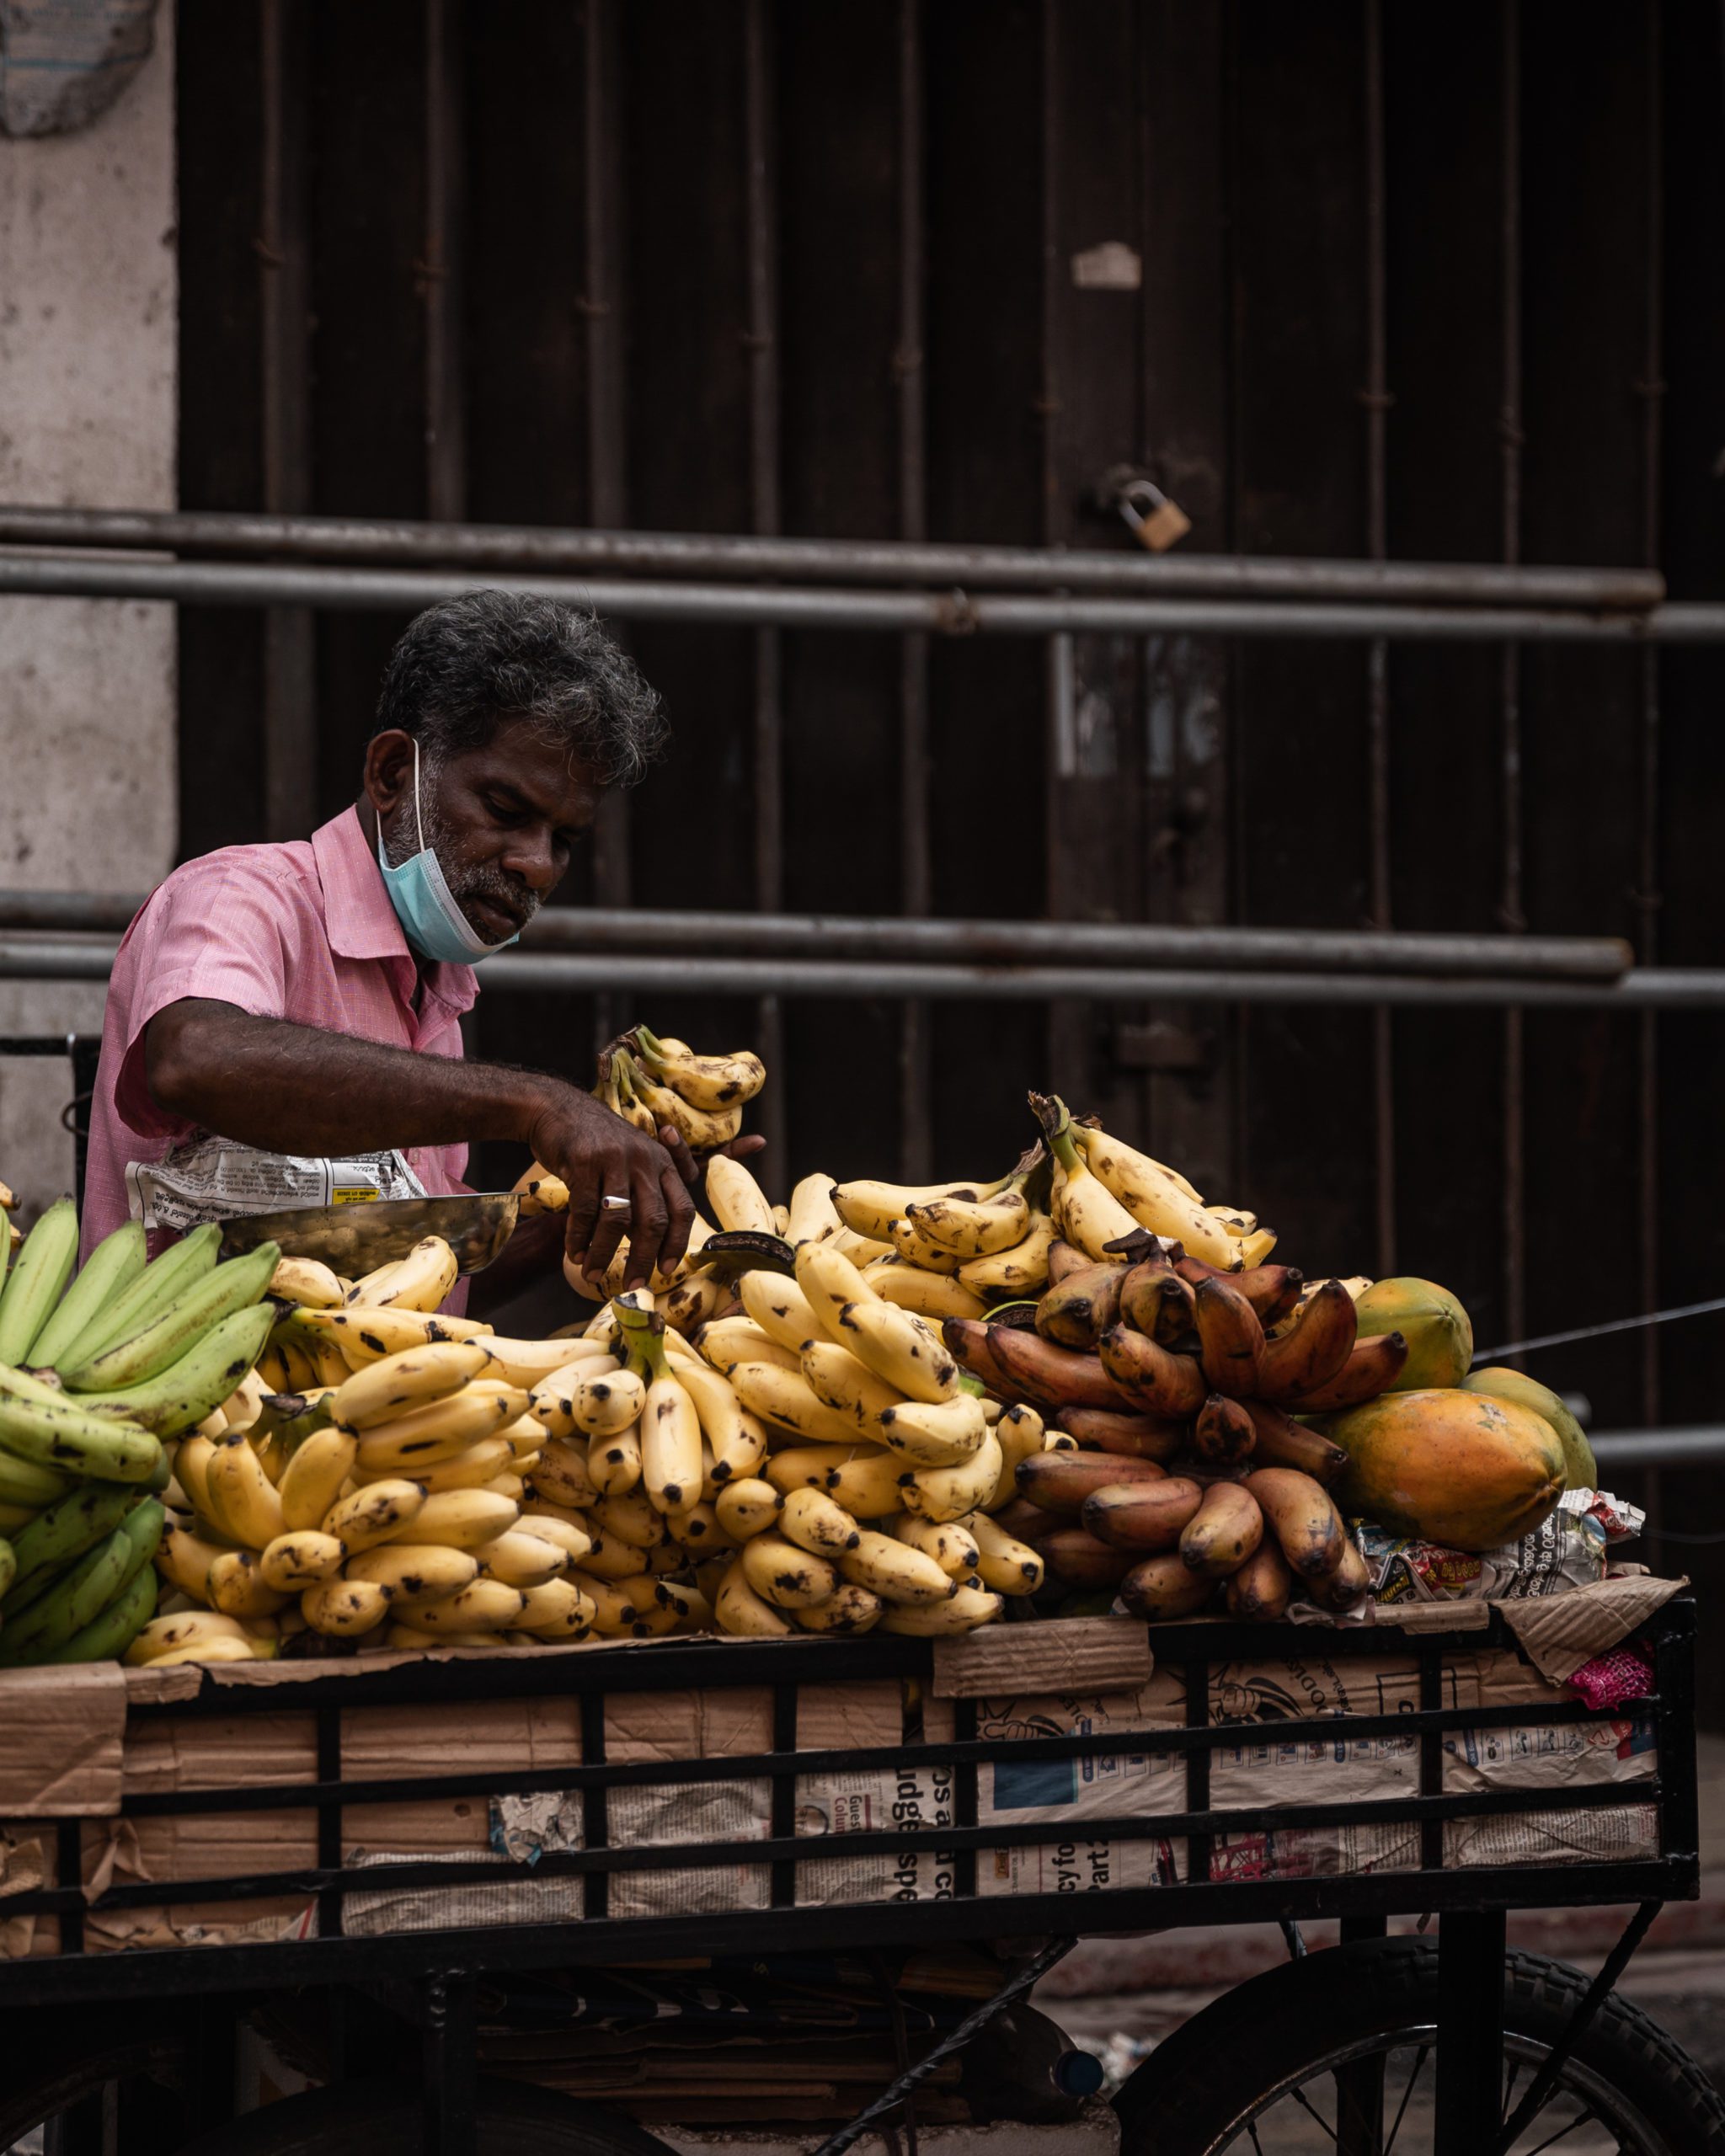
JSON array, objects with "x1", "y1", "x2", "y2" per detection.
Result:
[{"x1": 125, "y1": 1136, "x2": 425, "y2": 1231}]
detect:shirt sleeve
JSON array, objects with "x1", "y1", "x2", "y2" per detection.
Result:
[{"x1": 110, "y1": 855, "x2": 317, "y2": 1140}]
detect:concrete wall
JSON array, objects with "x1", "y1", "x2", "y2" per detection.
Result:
[{"x1": 0, "y1": 2, "x2": 177, "y2": 1227}]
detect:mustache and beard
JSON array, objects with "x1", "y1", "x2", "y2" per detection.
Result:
[{"x1": 382, "y1": 760, "x2": 544, "y2": 939}]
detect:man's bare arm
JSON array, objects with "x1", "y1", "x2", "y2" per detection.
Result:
[{"x1": 145, "y1": 999, "x2": 693, "y2": 1285}]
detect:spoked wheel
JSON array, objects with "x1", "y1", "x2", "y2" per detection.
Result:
[{"x1": 1113, "y1": 1938, "x2": 1725, "y2": 2154}]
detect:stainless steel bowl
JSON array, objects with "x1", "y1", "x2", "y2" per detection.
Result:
[{"x1": 217, "y1": 1193, "x2": 520, "y2": 1277}]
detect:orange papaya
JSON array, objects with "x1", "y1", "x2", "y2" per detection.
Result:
[
  {"x1": 1313, "y1": 1387, "x2": 1564, "y2": 1551},
  {"x1": 1354, "y1": 1277, "x2": 1473, "y2": 1390},
  {"x1": 1461, "y1": 1367, "x2": 1597, "y2": 1491}
]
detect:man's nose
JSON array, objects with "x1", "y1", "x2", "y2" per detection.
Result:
[{"x1": 503, "y1": 829, "x2": 561, "y2": 893}]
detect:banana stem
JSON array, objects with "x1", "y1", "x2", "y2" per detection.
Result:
[{"x1": 1028, "y1": 1092, "x2": 1081, "y2": 1176}]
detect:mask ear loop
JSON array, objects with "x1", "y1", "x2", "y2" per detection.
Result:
[{"x1": 411, "y1": 738, "x2": 428, "y2": 854}]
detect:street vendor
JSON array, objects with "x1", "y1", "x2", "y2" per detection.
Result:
[{"x1": 81, "y1": 590, "x2": 750, "y2": 1310}]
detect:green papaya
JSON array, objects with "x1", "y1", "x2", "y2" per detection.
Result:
[
  {"x1": 1354, "y1": 1277, "x2": 1473, "y2": 1390},
  {"x1": 1314, "y1": 1388, "x2": 1565, "y2": 1551},
  {"x1": 1462, "y1": 1366, "x2": 1596, "y2": 1491}
]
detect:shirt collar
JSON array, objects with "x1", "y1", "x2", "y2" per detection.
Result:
[{"x1": 312, "y1": 805, "x2": 480, "y2": 1017}]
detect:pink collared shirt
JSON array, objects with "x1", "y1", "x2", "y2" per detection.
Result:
[{"x1": 83, "y1": 806, "x2": 479, "y2": 1259}]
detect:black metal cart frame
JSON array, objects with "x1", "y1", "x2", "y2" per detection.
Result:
[{"x1": 0, "y1": 1602, "x2": 1699, "y2": 2155}]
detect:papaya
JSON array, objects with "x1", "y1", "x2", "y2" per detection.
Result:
[
  {"x1": 1462, "y1": 1366, "x2": 1596, "y2": 1491},
  {"x1": 1314, "y1": 1388, "x2": 1565, "y2": 1552},
  {"x1": 1354, "y1": 1277, "x2": 1472, "y2": 1390}
]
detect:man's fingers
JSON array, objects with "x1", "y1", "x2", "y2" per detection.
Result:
[
  {"x1": 563, "y1": 1164, "x2": 605, "y2": 1278},
  {"x1": 723, "y1": 1134, "x2": 768, "y2": 1162},
  {"x1": 656, "y1": 1166, "x2": 696, "y2": 1280},
  {"x1": 622, "y1": 1166, "x2": 670, "y2": 1291},
  {"x1": 658, "y1": 1123, "x2": 702, "y2": 1190},
  {"x1": 580, "y1": 1179, "x2": 633, "y2": 1286}
]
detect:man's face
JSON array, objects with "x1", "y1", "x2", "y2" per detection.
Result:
[{"x1": 371, "y1": 718, "x2": 602, "y2": 943}]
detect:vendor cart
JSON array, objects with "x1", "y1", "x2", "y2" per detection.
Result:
[{"x1": 0, "y1": 1598, "x2": 1712, "y2": 2156}]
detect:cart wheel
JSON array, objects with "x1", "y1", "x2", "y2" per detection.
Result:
[
  {"x1": 1112, "y1": 1937, "x2": 1725, "y2": 2154},
  {"x1": 171, "y1": 2074, "x2": 681, "y2": 2156},
  {"x1": 0, "y1": 2006, "x2": 184, "y2": 2153}
]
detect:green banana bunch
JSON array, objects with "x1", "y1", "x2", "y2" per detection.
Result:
[
  {"x1": 28, "y1": 1220, "x2": 147, "y2": 1373},
  {"x1": 0, "y1": 1444, "x2": 75, "y2": 1511},
  {"x1": 44, "y1": 1561, "x2": 157, "y2": 1664},
  {"x1": 54, "y1": 1222, "x2": 222, "y2": 1373},
  {"x1": 0, "y1": 1376, "x2": 162, "y2": 1481},
  {"x1": 0, "y1": 1534, "x2": 13, "y2": 1604},
  {"x1": 61, "y1": 1241, "x2": 280, "y2": 1393},
  {"x1": 0, "y1": 1497, "x2": 163, "y2": 1664},
  {"x1": 0, "y1": 1197, "x2": 79, "y2": 1366},
  {"x1": 72, "y1": 1300, "x2": 278, "y2": 1439},
  {"x1": 5, "y1": 1482, "x2": 140, "y2": 1606}
]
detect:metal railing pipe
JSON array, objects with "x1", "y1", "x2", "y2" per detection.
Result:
[
  {"x1": 1591, "y1": 1428, "x2": 1725, "y2": 1470},
  {"x1": 3, "y1": 936, "x2": 1723, "y2": 1007},
  {"x1": 0, "y1": 893, "x2": 1635, "y2": 980},
  {"x1": 0, "y1": 503, "x2": 1666, "y2": 609},
  {"x1": 4, "y1": 552, "x2": 1717, "y2": 643}
]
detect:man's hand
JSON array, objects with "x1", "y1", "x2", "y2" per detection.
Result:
[
  {"x1": 526, "y1": 1086, "x2": 696, "y2": 1291},
  {"x1": 654, "y1": 1125, "x2": 768, "y2": 1195}
]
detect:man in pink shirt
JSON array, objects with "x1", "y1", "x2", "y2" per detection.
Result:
[{"x1": 85, "y1": 591, "x2": 740, "y2": 1307}]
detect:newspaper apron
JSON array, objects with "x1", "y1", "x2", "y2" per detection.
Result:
[{"x1": 124, "y1": 1136, "x2": 427, "y2": 1236}]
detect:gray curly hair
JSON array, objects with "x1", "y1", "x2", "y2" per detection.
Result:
[{"x1": 373, "y1": 590, "x2": 667, "y2": 787}]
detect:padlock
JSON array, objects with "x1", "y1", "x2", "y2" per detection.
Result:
[{"x1": 1119, "y1": 478, "x2": 1192, "y2": 554}]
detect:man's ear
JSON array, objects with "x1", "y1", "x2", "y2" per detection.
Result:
[{"x1": 364, "y1": 730, "x2": 416, "y2": 818}]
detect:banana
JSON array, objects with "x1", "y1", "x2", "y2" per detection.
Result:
[
  {"x1": 155, "y1": 1518, "x2": 231, "y2": 1603},
  {"x1": 45, "y1": 1561, "x2": 158, "y2": 1663},
  {"x1": 207, "y1": 1549, "x2": 291, "y2": 1618},
  {"x1": 330, "y1": 1341, "x2": 494, "y2": 1432},
  {"x1": 0, "y1": 1501, "x2": 33, "y2": 1534},
  {"x1": 728, "y1": 1359, "x2": 862, "y2": 1445},
  {"x1": 777, "y1": 1483, "x2": 861, "y2": 1556},
  {"x1": 785, "y1": 1172, "x2": 839, "y2": 1246},
  {"x1": 204, "y1": 1433, "x2": 286, "y2": 1547},
  {"x1": 1237, "y1": 1398, "x2": 1348, "y2": 1481},
  {"x1": 705, "y1": 1155, "x2": 776, "y2": 1234},
  {"x1": 884, "y1": 1215, "x2": 964, "y2": 1277},
  {"x1": 1080, "y1": 1475, "x2": 1206, "y2": 1553},
  {"x1": 1034, "y1": 1524, "x2": 1135, "y2": 1589},
  {"x1": 72, "y1": 1301, "x2": 279, "y2": 1439},
  {"x1": 471, "y1": 1528, "x2": 567, "y2": 1588},
  {"x1": 0, "y1": 1196, "x2": 79, "y2": 1367},
  {"x1": 838, "y1": 1525, "x2": 954, "y2": 1605},
  {"x1": 0, "y1": 1443, "x2": 73, "y2": 1510},
  {"x1": 58, "y1": 1222, "x2": 224, "y2": 1372},
  {"x1": 793, "y1": 1239, "x2": 877, "y2": 1343},
  {"x1": 1017, "y1": 1449, "x2": 1168, "y2": 1516},
  {"x1": 126, "y1": 1608, "x2": 254, "y2": 1665},
  {"x1": 512, "y1": 1158, "x2": 571, "y2": 1215},
  {"x1": 344, "y1": 1260, "x2": 402, "y2": 1307},
  {"x1": 696, "y1": 1317, "x2": 799, "y2": 1374},
  {"x1": 1256, "y1": 1280, "x2": 1359, "y2": 1403},
  {"x1": 713, "y1": 1476, "x2": 783, "y2": 1539},
  {"x1": 347, "y1": 1540, "x2": 478, "y2": 1599},
  {"x1": 259, "y1": 1531, "x2": 345, "y2": 1590},
  {"x1": 216, "y1": 1369, "x2": 270, "y2": 1438},
  {"x1": 714, "y1": 1557, "x2": 795, "y2": 1636},
  {"x1": 1225, "y1": 1537, "x2": 1295, "y2": 1620},
  {"x1": 1117, "y1": 1551, "x2": 1216, "y2": 1620},
  {"x1": 623, "y1": 1054, "x2": 742, "y2": 1150},
  {"x1": 579, "y1": 1521, "x2": 650, "y2": 1578},
  {"x1": 663, "y1": 1273, "x2": 731, "y2": 1336},
  {"x1": 740, "y1": 1529, "x2": 836, "y2": 1607},
  {"x1": 766, "y1": 1444, "x2": 906, "y2": 1520},
  {"x1": 28, "y1": 1220, "x2": 148, "y2": 1371},
  {"x1": 1096, "y1": 1326, "x2": 1206, "y2": 1417},
  {"x1": 905, "y1": 1178, "x2": 1031, "y2": 1260},
  {"x1": 591, "y1": 1488, "x2": 670, "y2": 1550},
  {"x1": 276, "y1": 1427, "x2": 358, "y2": 1531},
  {"x1": 4, "y1": 1481, "x2": 138, "y2": 1603},
  {"x1": 860, "y1": 1260, "x2": 989, "y2": 1323},
  {"x1": 394, "y1": 1486, "x2": 520, "y2": 1550},
  {"x1": 633, "y1": 1024, "x2": 766, "y2": 1112},
  {"x1": 514, "y1": 1575, "x2": 595, "y2": 1636},
  {"x1": 146, "y1": 1636, "x2": 264, "y2": 1666},
  {"x1": 1037, "y1": 1260, "x2": 1128, "y2": 1350},
  {"x1": 830, "y1": 1300, "x2": 959, "y2": 1406},
  {"x1": 352, "y1": 1386, "x2": 524, "y2": 1473},
  {"x1": 302, "y1": 1576, "x2": 393, "y2": 1636},
  {"x1": 956, "y1": 1213, "x2": 1056, "y2": 1296},
  {"x1": 585, "y1": 1419, "x2": 644, "y2": 1497},
  {"x1": 467, "y1": 1336, "x2": 606, "y2": 1388},
  {"x1": 788, "y1": 1582, "x2": 879, "y2": 1633},
  {"x1": 1070, "y1": 1118, "x2": 1237, "y2": 1266},
  {"x1": 0, "y1": 1382, "x2": 163, "y2": 1482},
  {"x1": 1284, "y1": 1331, "x2": 1407, "y2": 1414},
  {"x1": 268, "y1": 1256, "x2": 344, "y2": 1309},
  {"x1": 665, "y1": 1500, "x2": 735, "y2": 1555},
  {"x1": 296, "y1": 1305, "x2": 493, "y2": 1360},
  {"x1": 0, "y1": 1499, "x2": 163, "y2": 1662},
  {"x1": 392, "y1": 1577, "x2": 527, "y2": 1632},
  {"x1": 1193, "y1": 1391, "x2": 1257, "y2": 1467},
  {"x1": 528, "y1": 1436, "x2": 600, "y2": 1509},
  {"x1": 966, "y1": 1511, "x2": 1044, "y2": 1594},
  {"x1": 386, "y1": 1236, "x2": 464, "y2": 1312},
  {"x1": 799, "y1": 1338, "x2": 901, "y2": 1436},
  {"x1": 879, "y1": 1584, "x2": 1001, "y2": 1636},
  {"x1": 62, "y1": 1241, "x2": 280, "y2": 1395},
  {"x1": 1193, "y1": 1278, "x2": 1267, "y2": 1397},
  {"x1": 674, "y1": 1360, "x2": 766, "y2": 1486},
  {"x1": 1179, "y1": 1483, "x2": 1264, "y2": 1577},
  {"x1": 517, "y1": 1508, "x2": 594, "y2": 1566},
  {"x1": 1306, "y1": 1531, "x2": 1371, "y2": 1613},
  {"x1": 529, "y1": 1364, "x2": 640, "y2": 1441},
  {"x1": 831, "y1": 1174, "x2": 1007, "y2": 1245},
  {"x1": 625, "y1": 1326, "x2": 702, "y2": 1513},
  {"x1": 988, "y1": 1402, "x2": 1048, "y2": 1508},
  {"x1": 1242, "y1": 1467, "x2": 1347, "y2": 1578},
  {"x1": 323, "y1": 1479, "x2": 426, "y2": 1553},
  {"x1": 737, "y1": 1270, "x2": 821, "y2": 1352},
  {"x1": 1028, "y1": 1098, "x2": 1146, "y2": 1262},
  {"x1": 554, "y1": 1565, "x2": 640, "y2": 1636},
  {"x1": 901, "y1": 1432, "x2": 1002, "y2": 1524},
  {"x1": 1235, "y1": 1228, "x2": 1279, "y2": 1267},
  {"x1": 877, "y1": 1394, "x2": 989, "y2": 1469},
  {"x1": 889, "y1": 1510, "x2": 979, "y2": 1577}
]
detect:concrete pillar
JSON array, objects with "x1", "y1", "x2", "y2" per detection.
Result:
[{"x1": 0, "y1": 3, "x2": 177, "y2": 1229}]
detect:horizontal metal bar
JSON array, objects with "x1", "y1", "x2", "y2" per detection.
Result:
[
  {"x1": 0, "y1": 892, "x2": 1633, "y2": 981},
  {"x1": 1592, "y1": 1427, "x2": 1725, "y2": 1468},
  {"x1": 0, "y1": 502, "x2": 1666, "y2": 607},
  {"x1": 2, "y1": 549, "x2": 1720, "y2": 641},
  {"x1": 7, "y1": 934, "x2": 1725, "y2": 1007}
]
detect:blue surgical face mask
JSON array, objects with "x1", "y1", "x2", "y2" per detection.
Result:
[{"x1": 375, "y1": 740, "x2": 522, "y2": 966}]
